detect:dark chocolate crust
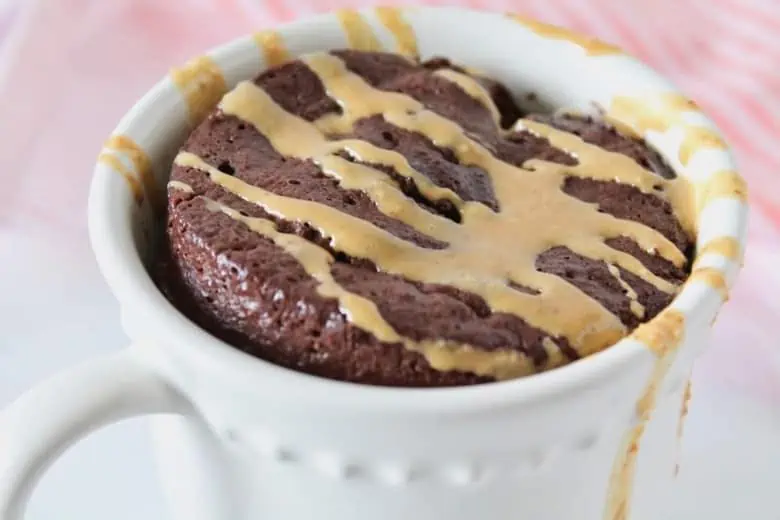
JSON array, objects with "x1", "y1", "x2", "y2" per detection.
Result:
[{"x1": 156, "y1": 50, "x2": 692, "y2": 387}]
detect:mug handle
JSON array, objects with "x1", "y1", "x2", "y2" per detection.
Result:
[{"x1": 0, "y1": 347, "x2": 190, "y2": 519}]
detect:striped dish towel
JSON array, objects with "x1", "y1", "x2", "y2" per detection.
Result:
[{"x1": 0, "y1": 0, "x2": 777, "y2": 399}]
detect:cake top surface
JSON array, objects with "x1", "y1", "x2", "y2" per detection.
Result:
[{"x1": 164, "y1": 49, "x2": 694, "y2": 384}]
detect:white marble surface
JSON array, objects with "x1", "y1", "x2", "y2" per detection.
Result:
[
  {"x1": 1, "y1": 218, "x2": 779, "y2": 519},
  {"x1": 0, "y1": 222, "x2": 166, "y2": 519}
]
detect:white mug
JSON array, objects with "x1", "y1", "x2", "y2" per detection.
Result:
[{"x1": 0, "y1": 7, "x2": 747, "y2": 520}]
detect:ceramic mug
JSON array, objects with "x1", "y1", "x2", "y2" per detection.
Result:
[{"x1": 0, "y1": 7, "x2": 747, "y2": 520}]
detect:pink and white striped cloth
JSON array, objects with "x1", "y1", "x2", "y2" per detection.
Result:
[{"x1": 0, "y1": 0, "x2": 777, "y2": 400}]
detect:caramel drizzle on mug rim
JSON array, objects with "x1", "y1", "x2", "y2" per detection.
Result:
[
  {"x1": 170, "y1": 55, "x2": 228, "y2": 127},
  {"x1": 604, "y1": 308, "x2": 686, "y2": 520},
  {"x1": 508, "y1": 13, "x2": 624, "y2": 56},
  {"x1": 674, "y1": 378, "x2": 694, "y2": 476},
  {"x1": 608, "y1": 94, "x2": 728, "y2": 168},
  {"x1": 253, "y1": 30, "x2": 292, "y2": 68},
  {"x1": 98, "y1": 135, "x2": 160, "y2": 209},
  {"x1": 338, "y1": 7, "x2": 420, "y2": 57}
]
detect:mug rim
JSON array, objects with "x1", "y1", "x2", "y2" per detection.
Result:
[{"x1": 88, "y1": 5, "x2": 748, "y2": 411}]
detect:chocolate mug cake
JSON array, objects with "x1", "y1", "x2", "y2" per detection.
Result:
[{"x1": 156, "y1": 49, "x2": 694, "y2": 387}]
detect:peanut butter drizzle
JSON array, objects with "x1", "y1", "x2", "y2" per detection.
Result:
[
  {"x1": 375, "y1": 7, "x2": 418, "y2": 57},
  {"x1": 253, "y1": 30, "x2": 291, "y2": 67},
  {"x1": 433, "y1": 68, "x2": 502, "y2": 125},
  {"x1": 337, "y1": 9, "x2": 382, "y2": 52},
  {"x1": 679, "y1": 127, "x2": 728, "y2": 165},
  {"x1": 540, "y1": 337, "x2": 569, "y2": 371},
  {"x1": 689, "y1": 266, "x2": 729, "y2": 300},
  {"x1": 674, "y1": 379, "x2": 693, "y2": 476},
  {"x1": 98, "y1": 152, "x2": 142, "y2": 202},
  {"x1": 608, "y1": 264, "x2": 645, "y2": 319},
  {"x1": 508, "y1": 14, "x2": 623, "y2": 56},
  {"x1": 169, "y1": 51, "x2": 697, "y2": 377},
  {"x1": 99, "y1": 135, "x2": 158, "y2": 207},
  {"x1": 698, "y1": 236, "x2": 741, "y2": 262},
  {"x1": 167, "y1": 180, "x2": 194, "y2": 194},
  {"x1": 609, "y1": 94, "x2": 728, "y2": 167},
  {"x1": 305, "y1": 53, "x2": 684, "y2": 275},
  {"x1": 697, "y1": 169, "x2": 748, "y2": 211},
  {"x1": 193, "y1": 188, "x2": 536, "y2": 379},
  {"x1": 605, "y1": 309, "x2": 686, "y2": 520},
  {"x1": 170, "y1": 55, "x2": 227, "y2": 126},
  {"x1": 604, "y1": 89, "x2": 742, "y2": 514}
]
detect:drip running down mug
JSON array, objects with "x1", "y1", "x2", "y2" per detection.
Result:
[{"x1": 0, "y1": 7, "x2": 747, "y2": 520}]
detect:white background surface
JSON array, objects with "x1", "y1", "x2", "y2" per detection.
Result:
[
  {"x1": 1, "y1": 219, "x2": 779, "y2": 519},
  {"x1": 0, "y1": 221, "x2": 165, "y2": 520}
]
